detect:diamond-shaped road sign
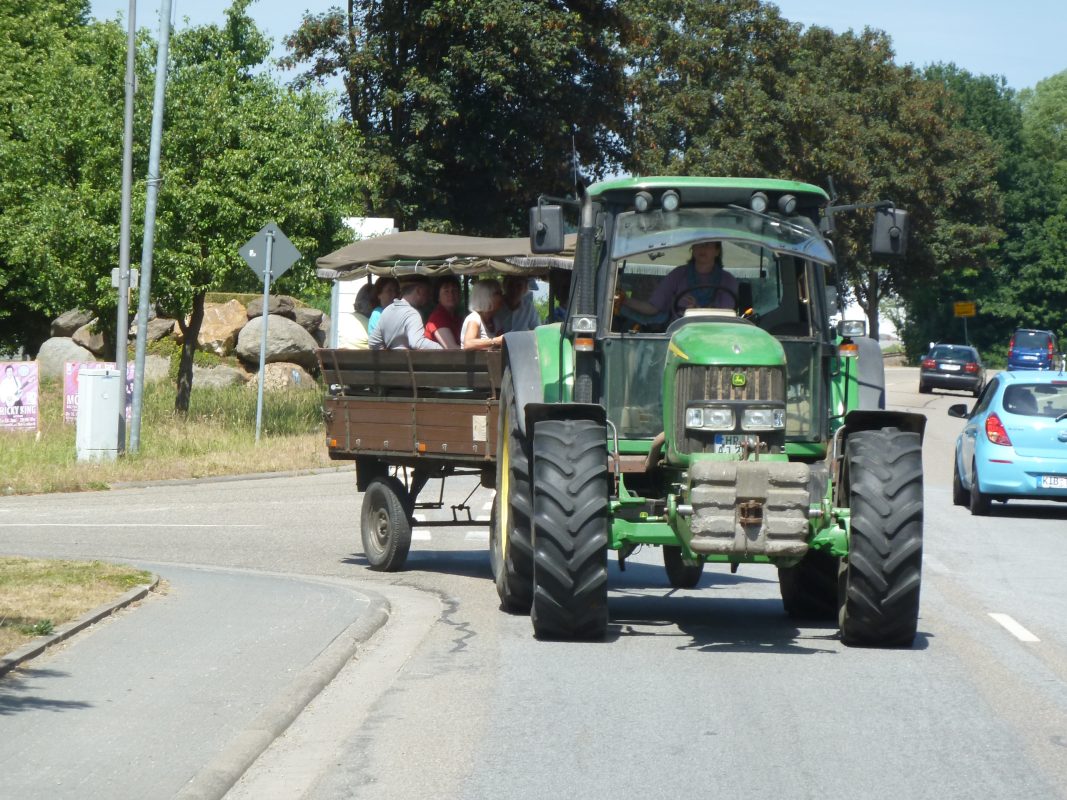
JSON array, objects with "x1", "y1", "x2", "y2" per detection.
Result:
[{"x1": 240, "y1": 222, "x2": 301, "y2": 281}]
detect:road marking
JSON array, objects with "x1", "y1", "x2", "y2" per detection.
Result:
[
  {"x1": 0, "y1": 522, "x2": 261, "y2": 528},
  {"x1": 465, "y1": 530, "x2": 489, "y2": 541},
  {"x1": 989, "y1": 613, "x2": 1040, "y2": 643},
  {"x1": 923, "y1": 555, "x2": 951, "y2": 574},
  {"x1": 412, "y1": 529, "x2": 431, "y2": 541},
  {"x1": 481, "y1": 500, "x2": 493, "y2": 512}
]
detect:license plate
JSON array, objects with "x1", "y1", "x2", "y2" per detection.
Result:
[
  {"x1": 713, "y1": 434, "x2": 759, "y2": 454},
  {"x1": 1040, "y1": 475, "x2": 1067, "y2": 489},
  {"x1": 939, "y1": 363, "x2": 961, "y2": 372}
]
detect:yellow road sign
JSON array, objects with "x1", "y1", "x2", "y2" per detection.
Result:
[{"x1": 953, "y1": 301, "x2": 976, "y2": 318}]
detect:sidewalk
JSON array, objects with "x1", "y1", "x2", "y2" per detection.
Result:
[{"x1": 0, "y1": 562, "x2": 388, "y2": 800}]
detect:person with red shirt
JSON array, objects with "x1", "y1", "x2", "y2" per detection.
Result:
[{"x1": 424, "y1": 275, "x2": 464, "y2": 349}]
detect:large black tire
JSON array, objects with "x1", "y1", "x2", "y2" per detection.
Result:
[
  {"x1": 838, "y1": 428, "x2": 923, "y2": 647},
  {"x1": 663, "y1": 546, "x2": 704, "y2": 589},
  {"x1": 360, "y1": 476, "x2": 412, "y2": 572},
  {"x1": 918, "y1": 381, "x2": 930, "y2": 394},
  {"x1": 952, "y1": 456, "x2": 968, "y2": 507},
  {"x1": 530, "y1": 419, "x2": 610, "y2": 640},
  {"x1": 490, "y1": 370, "x2": 534, "y2": 611},
  {"x1": 778, "y1": 549, "x2": 839, "y2": 620},
  {"x1": 969, "y1": 458, "x2": 991, "y2": 516}
]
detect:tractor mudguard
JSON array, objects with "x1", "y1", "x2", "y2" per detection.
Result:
[
  {"x1": 854, "y1": 336, "x2": 886, "y2": 410},
  {"x1": 501, "y1": 332, "x2": 542, "y2": 436}
]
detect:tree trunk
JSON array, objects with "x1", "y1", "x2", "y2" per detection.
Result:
[{"x1": 174, "y1": 290, "x2": 207, "y2": 414}]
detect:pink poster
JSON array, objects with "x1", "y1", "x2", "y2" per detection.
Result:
[
  {"x1": 63, "y1": 361, "x2": 135, "y2": 423},
  {"x1": 0, "y1": 361, "x2": 39, "y2": 431}
]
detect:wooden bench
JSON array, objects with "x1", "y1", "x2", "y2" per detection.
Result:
[{"x1": 317, "y1": 348, "x2": 503, "y2": 398}]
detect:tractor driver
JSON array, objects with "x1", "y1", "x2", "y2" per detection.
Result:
[{"x1": 618, "y1": 241, "x2": 739, "y2": 322}]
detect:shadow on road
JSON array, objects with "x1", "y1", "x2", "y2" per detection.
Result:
[{"x1": 0, "y1": 667, "x2": 92, "y2": 716}]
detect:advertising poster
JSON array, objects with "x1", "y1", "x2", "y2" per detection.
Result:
[
  {"x1": 63, "y1": 361, "x2": 135, "y2": 423},
  {"x1": 0, "y1": 361, "x2": 40, "y2": 431}
]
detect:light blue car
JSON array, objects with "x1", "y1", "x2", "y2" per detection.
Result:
[{"x1": 949, "y1": 367, "x2": 1067, "y2": 515}]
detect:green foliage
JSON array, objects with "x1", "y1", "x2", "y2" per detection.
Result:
[
  {"x1": 19, "y1": 619, "x2": 55, "y2": 637},
  {"x1": 282, "y1": 0, "x2": 627, "y2": 234}
]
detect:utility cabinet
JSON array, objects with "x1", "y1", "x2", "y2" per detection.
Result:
[{"x1": 76, "y1": 367, "x2": 121, "y2": 461}]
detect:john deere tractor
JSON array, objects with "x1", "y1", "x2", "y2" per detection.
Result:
[{"x1": 490, "y1": 176, "x2": 924, "y2": 647}]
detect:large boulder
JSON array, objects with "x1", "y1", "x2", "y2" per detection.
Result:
[
  {"x1": 246, "y1": 295, "x2": 296, "y2": 320},
  {"x1": 292, "y1": 306, "x2": 324, "y2": 334},
  {"x1": 51, "y1": 309, "x2": 94, "y2": 338},
  {"x1": 192, "y1": 364, "x2": 250, "y2": 390},
  {"x1": 35, "y1": 337, "x2": 96, "y2": 378},
  {"x1": 198, "y1": 299, "x2": 247, "y2": 356},
  {"x1": 235, "y1": 314, "x2": 319, "y2": 371},
  {"x1": 249, "y1": 362, "x2": 317, "y2": 392},
  {"x1": 142, "y1": 317, "x2": 176, "y2": 342},
  {"x1": 143, "y1": 354, "x2": 171, "y2": 384},
  {"x1": 72, "y1": 322, "x2": 107, "y2": 357}
]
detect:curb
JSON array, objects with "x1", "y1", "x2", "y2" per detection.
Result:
[
  {"x1": 174, "y1": 590, "x2": 391, "y2": 800},
  {"x1": 0, "y1": 575, "x2": 161, "y2": 678},
  {"x1": 107, "y1": 463, "x2": 354, "y2": 491}
]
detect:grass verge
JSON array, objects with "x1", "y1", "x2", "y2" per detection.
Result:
[
  {"x1": 0, "y1": 557, "x2": 154, "y2": 656},
  {"x1": 0, "y1": 376, "x2": 335, "y2": 495}
]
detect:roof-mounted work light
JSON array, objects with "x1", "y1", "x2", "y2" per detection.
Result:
[
  {"x1": 661, "y1": 189, "x2": 680, "y2": 212},
  {"x1": 749, "y1": 192, "x2": 769, "y2": 213},
  {"x1": 634, "y1": 191, "x2": 653, "y2": 213}
]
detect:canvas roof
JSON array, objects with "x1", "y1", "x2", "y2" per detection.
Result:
[{"x1": 315, "y1": 230, "x2": 575, "y2": 281}]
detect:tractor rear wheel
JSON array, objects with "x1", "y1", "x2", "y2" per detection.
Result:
[
  {"x1": 838, "y1": 428, "x2": 923, "y2": 647},
  {"x1": 663, "y1": 546, "x2": 704, "y2": 589},
  {"x1": 778, "y1": 549, "x2": 838, "y2": 620},
  {"x1": 490, "y1": 369, "x2": 534, "y2": 611},
  {"x1": 360, "y1": 476, "x2": 412, "y2": 572},
  {"x1": 530, "y1": 419, "x2": 609, "y2": 640}
]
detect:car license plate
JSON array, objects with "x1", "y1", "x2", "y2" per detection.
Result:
[
  {"x1": 713, "y1": 434, "x2": 759, "y2": 454},
  {"x1": 939, "y1": 363, "x2": 961, "y2": 372},
  {"x1": 1040, "y1": 475, "x2": 1067, "y2": 489}
]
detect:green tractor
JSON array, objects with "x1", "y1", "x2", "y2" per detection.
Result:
[{"x1": 490, "y1": 176, "x2": 924, "y2": 647}]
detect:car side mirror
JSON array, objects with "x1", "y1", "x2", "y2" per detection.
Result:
[
  {"x1": 947, "y1": 403, "x2": 969, "y2": 419},
  {"x1": 872, "y1": 207, "x2": 908, "y2": 256},
  {"x1": 529, "y1": 204, "x2": 564, "y2": 254}
]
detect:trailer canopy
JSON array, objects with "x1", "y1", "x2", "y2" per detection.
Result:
[{"x1": 316, "y1": 231, "x2": 574, "y2": 281}]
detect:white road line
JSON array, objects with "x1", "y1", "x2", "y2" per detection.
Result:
[
  {"x1": 989, "y1": 613, "x2": 1040, "y2": 643},
  {"x1": 481, "y1": 500, "x2": 493, "y2": 512},
  {"x1": 0, "y1": 522, "x2": 261, "y2": 528},
  {"x1": 411, "y1": 529, "x2": 432, "y2": 541},
  {"x1": 923, "y1": 555, "x2": 951, "y2": 574},
  {"x1": 465, "y1": 530, "x2": 489, "y2": 541}
]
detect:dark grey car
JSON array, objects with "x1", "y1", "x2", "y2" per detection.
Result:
[{"x1": 919, "y1": 344, "x2": 985, "y2": 396}]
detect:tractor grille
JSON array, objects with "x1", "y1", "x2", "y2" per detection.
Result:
[{"x1": 674, "y1": 365, "x2": 786, "y2": 455}]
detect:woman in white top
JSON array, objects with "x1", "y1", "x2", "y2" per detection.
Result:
[{"x1": 461, "y1": 279, "x2": 504, "y2": 350}]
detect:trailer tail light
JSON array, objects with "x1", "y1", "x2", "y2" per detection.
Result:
[
  {"x1": 964, "y1": 362, "x2": 979, "y2": 373},
  {"x1": 921, "y1": 358, "x2": 935, "y2": 369},
  {"x1": 985, "y1": 413, "x2": 1012, "y2": 446}
]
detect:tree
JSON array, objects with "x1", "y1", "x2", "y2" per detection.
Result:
[
  {"x1": 282, "y1": 0, "x2": 627, "y2": 235},
  {"x1": 148, "y1": 1, "x2": 371, "y2": 411}
]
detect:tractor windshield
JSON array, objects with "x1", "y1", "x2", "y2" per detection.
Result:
[{"x1": 611, "y1": 207, "x2": 833, "y2": 264}]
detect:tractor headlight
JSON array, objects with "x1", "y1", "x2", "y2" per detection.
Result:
[
  {"x1": 741, "y1": 407, "x2": 785, "y2": 431},
  {"x1": 686, "y1": 406, "x2": 734, "y2": 430}
]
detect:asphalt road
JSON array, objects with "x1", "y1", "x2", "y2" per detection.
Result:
[{"x1": 2, "y1": 366, "x2": 1066, "y2": 799}]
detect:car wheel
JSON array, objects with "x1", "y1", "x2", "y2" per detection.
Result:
[
  {"x1": 968, "y1": 459, "x2": 991, "y2": 516},
  {"x1": 918, "y1": 381, "x2": 930, "y2": 394},
  {"x1": 952, "y1": 457, "x2": 968, "y2": 507}
]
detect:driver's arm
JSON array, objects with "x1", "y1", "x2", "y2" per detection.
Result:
[{"x1": 621, "y1": 296, "x2": 660, "y2": 316}]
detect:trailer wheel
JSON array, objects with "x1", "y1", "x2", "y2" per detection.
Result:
[
  {"x1": 838, "y1": 428, "x2": 923, "y2": 647},
  {"x1": 952, "y1": 455, "x2": 968, "y2": 506},
  {"x1": 778, "y1": 549, "x2": 838, "y2": 620},
  {"x1": 531, "y1": 419, "x2": 609, "y2": 640},
  {"x1": 360, "y1": 476, "x2": 412, "y2": 572},
  {"x1": 490, "y1": 370, "x2": 534, "y2": 611},
  {"x1": 663, "y1": 546, "x2": 704, "y2": 589}
]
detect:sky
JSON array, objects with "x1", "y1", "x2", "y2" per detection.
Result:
[{"x1": 89, "y1": 0, "x2": 1065, "y2": 92}]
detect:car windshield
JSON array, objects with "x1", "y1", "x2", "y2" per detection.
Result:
[
  {"x1": 1003, "y1": 383, "x2": 1067, "y2": 418},
  {"x1": 930, "y1": 345, "x2": 975, "y2": 361},
  {"x1": 1014, "y1": 331, "x2": 1052, "y2": 348},
  {"x1": 611, "y1": 207, "x2": 833, "y2": 264}
]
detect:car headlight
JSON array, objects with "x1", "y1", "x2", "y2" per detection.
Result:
[
  {"x1": 686, "y1": 406, "x2": 734, "y2": 430},
  {"x1": 741, "y1": 407, "x2": 785, "y2": 431}
]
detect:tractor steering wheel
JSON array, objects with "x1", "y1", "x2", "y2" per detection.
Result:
[{"x1": 671, "y1": 285, "x2": 739, "y2": 316}]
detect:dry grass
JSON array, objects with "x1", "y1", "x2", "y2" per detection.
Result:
[
  {"x1": 0, "y1": 557, "x2": 154, "y2": 655},
  {"x1": 0, "y1": 376, "x2": 335, "y2": 495}
]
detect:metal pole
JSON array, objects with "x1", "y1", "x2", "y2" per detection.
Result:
[
  {"x1": 114, "y1": 0, "x2": 137, "y2": 455},
  {"x1": 130, "y1": 0, "x2": 174, "y2": 454},
  {"x1": 255, "y1": 232, "x2": 275, "y2": 443}
]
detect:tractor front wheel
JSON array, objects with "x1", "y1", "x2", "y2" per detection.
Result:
[
  {"x1": 778, "y1": 549, "x2": 838, "y2": 620},
  {"x1": 663, "y1": 546, "x2": 704, "y2": 589},
  {"x1": 838, "y1": 428, "x2": 923, "y2": 647},
  {"x1": 530, "y1": 419, "x2": 609, "y2": 640}
]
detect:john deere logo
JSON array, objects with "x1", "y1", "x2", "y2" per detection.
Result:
[{"x1": 731, "y1": 372, "x2": 747, "y2": 387}]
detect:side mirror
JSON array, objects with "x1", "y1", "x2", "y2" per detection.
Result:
[
  {"x1": 824, "y1": 286, "x2": 840, "y2": 317},
  {"x1": 837, "y1": 319, "x2": 867, "y2": 338},
  {"x1": 529, "y1": 204, "x2": 564, "y2": 254},
  {"x1": 872, "y1": 207, "x2": 908, "y2": 256},
  {"x1": 947, "y1": 403, "x2": 969, "y2": 419}
]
